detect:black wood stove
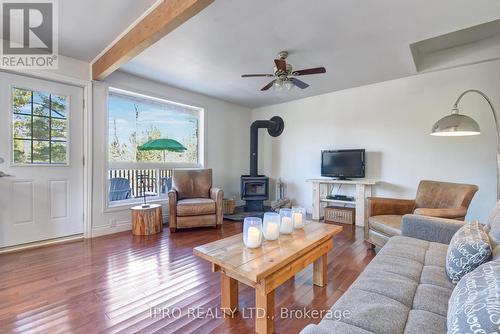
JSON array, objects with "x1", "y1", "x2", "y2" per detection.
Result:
[{"x1": 241, "y1": 116, "x2": 284, "y2": 212}]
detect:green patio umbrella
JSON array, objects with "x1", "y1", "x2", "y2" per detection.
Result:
[{"x1": 137, "y1": 138, "x2": 187, "y2": 161}]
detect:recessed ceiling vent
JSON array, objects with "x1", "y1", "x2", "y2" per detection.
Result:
[{"x1": 410, "y1": 19, "x2": 500, "y2": 72}]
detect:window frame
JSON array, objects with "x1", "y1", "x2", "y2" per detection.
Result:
[
  {"x1": 10, "y1": 85, "x2": 71, "y2": 167},
  {"x1": 105, "y1": 87, "x2": 206, "y2": 208}
]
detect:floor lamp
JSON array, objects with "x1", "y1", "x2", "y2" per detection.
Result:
[{"x1": 430, "y1": 89, "x2": 499, "y2": 201}]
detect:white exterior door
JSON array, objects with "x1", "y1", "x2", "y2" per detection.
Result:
[{"x1": 0, "y1": 72, "x2": 84, "y2": 248}]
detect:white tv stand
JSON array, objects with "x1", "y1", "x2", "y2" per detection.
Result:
[{"x1": 306, "y1": 178, "x2": 379, "y2": 226}]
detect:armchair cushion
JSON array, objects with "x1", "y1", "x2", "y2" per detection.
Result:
[
  {"x1": 172, "y1": 169, "x2": 212, "y2": 200},
  {"x1": 415, "y1": 180, "x2": 478, "y2": 209},
  {"x1": 177, "y1": 198, "x2": 215, "y2": 217},
  {"x1": 401, "y1": 214, "x2": 465, "y2": 244},
  {"x1": 368, "y1": 215, "x2": 403, "y2": 237},
  {"x1": 413, "y1": 207, "x2": 467, "y2": 220}
]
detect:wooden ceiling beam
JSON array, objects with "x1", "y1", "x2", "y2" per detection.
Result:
[{"x1": 92, "y1": 0, "x2": 214, "y2": 80}]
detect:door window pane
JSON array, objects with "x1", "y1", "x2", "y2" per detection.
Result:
[
  {"x1": 11, "y1": 87, "x2": 69, "y2": 165},
  {"x1": 33, "y1": 91, "x2": 50, "y2": 116},
  {"x1": 51, "y1": 142, "x2": 67, "y2": 164},
  {"x1": 12, "y1": 88, "x2": 32, "y2": 115},
  {"x1": 32, "y1": 140, "x2": 50, "y2": 163},
  {"x1": 51, "y1": 94, "x2": 67, "y2": 118},
  {"x1": 32, "y1": 116, "x2": 50, "y2": 140},
  {"x1": 13, "y1": 114, "x2": 32, "y2": 138},
  {"x1": 51, "y1": 118, "x2": 67, "y2": 141},
  {"x1": 13, "y1": 139, "x2": 31, "y2": 164}
]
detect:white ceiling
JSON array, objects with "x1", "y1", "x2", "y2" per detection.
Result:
[
  {"x1": 115, "y1": 0, "x2": 500, "y2": 108},
  {"x1": 58, "y1": 0, "x2": 157, "y2": 61}
]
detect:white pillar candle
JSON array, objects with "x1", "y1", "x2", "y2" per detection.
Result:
[
  {"x1": 280, "y1": 216, "x2": 293, "y2": 234},
  {"x1": 246, "y1": 226, "x2": 261, "y2": 248},
  {"x1": 293, "y1": 212, "x2": 304, "y2": 228},
  {"x1": 265, "y1": 222, "x2": 279, "y2": 240}
]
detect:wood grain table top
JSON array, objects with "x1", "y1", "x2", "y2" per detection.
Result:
[{"x1": 193, "y1": 222, "x2": 342, "y2": 282}]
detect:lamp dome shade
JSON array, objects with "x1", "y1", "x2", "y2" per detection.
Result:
[{"x1": 430, "y1": 113, "x2": 480, "y2": 136}]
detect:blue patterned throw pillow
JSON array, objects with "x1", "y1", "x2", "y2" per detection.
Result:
[
  {"x1": 447, "y1": 261, "x2": 500, "y2": 334},
  {"x1": 446, "y1": 221, "x2": 492, "y2": 283}
]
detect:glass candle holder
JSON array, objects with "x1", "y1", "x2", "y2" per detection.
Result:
[
  {"x1": 279, "y1": 208, "x2": 294, "y2": 234},
  {"x1": 263, "y1": 212, "x2": 280, "y2": 241},
  {"x1": 243, "y1": 217, "x2": 263, "y2": 248},
  {"x1": 292, "y1": 207, "x2": 306, "y2": 229}
]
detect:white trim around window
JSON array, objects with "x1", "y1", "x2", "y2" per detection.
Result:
[{"x1": 104, "y1": 87, "x2": 206, "y2": 209}]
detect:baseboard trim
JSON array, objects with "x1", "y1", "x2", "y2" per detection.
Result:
[
  {"x1": 92, "y1": 221, "x2": 132, "y2": 237},
  {"x1": 0, "y1": 234, "x2": 84, "y2": 254}
]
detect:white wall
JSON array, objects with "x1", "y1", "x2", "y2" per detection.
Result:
[
  {"x1": 9, "y1": 54, "x2": 91, "y2": 82},
  {"x1": 92, "y1": 71, "x2": 251, "y2": 236},
  {"x1": 252, "y1": 60, "x2": 500, "y2": 223}
]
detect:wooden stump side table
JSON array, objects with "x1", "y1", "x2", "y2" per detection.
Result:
[{"x1": 131, "y1": 204, "x2": 163, "y2": 235}]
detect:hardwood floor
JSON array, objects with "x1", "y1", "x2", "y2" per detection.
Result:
[{"x1": 0, "y1": 221, "x2": 375, "y2": 334}]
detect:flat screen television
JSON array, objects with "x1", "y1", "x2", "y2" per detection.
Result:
[{"x1": 321, "y1": 149, "x2": 365, "y2": 179}]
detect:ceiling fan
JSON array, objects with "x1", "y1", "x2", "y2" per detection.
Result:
[{"x1": 241, "y1": 51, "x2": 326, "y2": 91}]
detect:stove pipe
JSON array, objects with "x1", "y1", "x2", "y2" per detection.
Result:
[{"x1": 250, "y1": 116, "x2": 285, "y2": 177}]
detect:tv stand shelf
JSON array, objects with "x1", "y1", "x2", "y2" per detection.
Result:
[
  {"x1": 306, "y1": 178, "x2": 379, "y2": 226},
  {"x1": 320, "y1": 198, "x2": 356, "y2": 205}
]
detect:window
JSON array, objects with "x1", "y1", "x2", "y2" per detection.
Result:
[
  {"x1": 12, "y1": 87, "x2": 68, "y2": 165},
  {"x1": 108, "y1": 89, "x2": 202, "y2": 166},
  {"x1": 107, "y1": 88, "x2": 204, "y2": 205}
]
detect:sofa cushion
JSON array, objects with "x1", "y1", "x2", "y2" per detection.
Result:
[
  {"x1": 493, "y1": 244, "x2": 500, "y2": 261},
  {"x1": 301, "y1": 322, "x2": 372, "y2": 334},
  {"x1": 412, "y1": 284, "x2": 452, "y2": 316},
  {"x1": 446, "y1": 221, "x2": 492, "y2": 283},
  {"x1": 176, "y1": 198, "x2": 215, "y2": 216},
  {"x1": 368, "y1": 215, "x2": 403, "y2": 237},
  {"x1": 300, "y1": 236, "x2": 452, "y2": 334},
  {"x1": 487, "y1": 200, "x2": 500, "y2": 246},
  {"x1": 350, "y1": 271, "x2": 417, "y2": 307},
  {"x1": 424, "y1": 243, "x2": 448, "y2": 267},
  {"x1": 420, "y1": 266, "x2": 455, "y2": 290},
  {"x1": 323, "y1": 289, "x2": 410, "y2": 334},
  {"x1": 404, "y1": 310, "x2": 447, "y2": 334},
  {"x1": 447, "y1": 260, "x2": 500, "y2": 334}
]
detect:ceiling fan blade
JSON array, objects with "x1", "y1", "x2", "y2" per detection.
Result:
[
  {"x1": 261, "y1": 80, "x2": 276, "y2": 91},
  {"x1": 241, "y1": 74, "x2": 275, "y2": 78},
  {"x1": 292, "y1": 67, "x2": 326, "y2": 76},
  {"x1": 290, "y1": 78, "x2": 309, "y2": 89},
  {"x1": 274, "y1": 59, "x2": 287, "y2": 71}
]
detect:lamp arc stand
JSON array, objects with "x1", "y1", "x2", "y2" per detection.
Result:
[{"x1": 453, "y1": 89, "x2": 500, "y2": 201}]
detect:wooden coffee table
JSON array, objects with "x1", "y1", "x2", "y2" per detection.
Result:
[{"x1": 193, "y1": 221, "x2": 342, "y2": 334}]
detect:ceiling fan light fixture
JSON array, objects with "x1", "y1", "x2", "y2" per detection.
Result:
[
  {"x1": 273, "y1": 79, "x2": 285, "y2": 93},
  {"x1": 242, "y1": 51, "x2": 326, "y2": 92},
  {"x1": 284, "y1": 80, "x2": 294, "y2": 91}
]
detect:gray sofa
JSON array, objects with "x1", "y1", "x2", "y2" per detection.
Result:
[{"x1": 301, "y1": 211, "x2": 500, "y2": 334}]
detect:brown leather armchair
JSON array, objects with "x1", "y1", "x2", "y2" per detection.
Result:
[
  {"x1": 365, "y1": 180, "x2": 478, "y2": 248},
  {"x1": 168, "y1": 169, "x2": 223, "y2": 232}
]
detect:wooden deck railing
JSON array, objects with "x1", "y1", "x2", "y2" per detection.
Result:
[{"x1": 109, "y1": 168, "x2": 173, "y2": 199}]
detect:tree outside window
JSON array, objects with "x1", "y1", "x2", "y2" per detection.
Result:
[{"x1": 12, "y1": 87, "x2": 68, "y2": 165}]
